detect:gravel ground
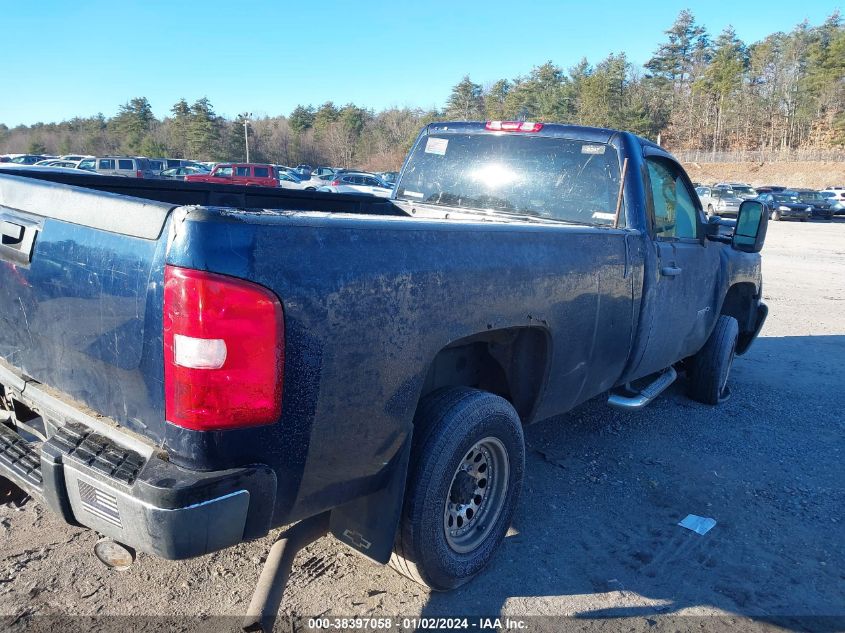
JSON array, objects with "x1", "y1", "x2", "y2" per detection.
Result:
[{"x1": 2, "y1": 219, "x2": 844, "y2": 632}]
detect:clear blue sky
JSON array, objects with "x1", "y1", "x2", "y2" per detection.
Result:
[{"x1": 1, "y1": 0, "x2": 840, "y2": 126}]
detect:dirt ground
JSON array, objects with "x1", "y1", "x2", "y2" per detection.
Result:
[
  {"x1": 2, "y1": 219, "x2": 844, "y2": 632},
  {"x1": 681, "y1": 160, "x2": 845, "y2": 190}
]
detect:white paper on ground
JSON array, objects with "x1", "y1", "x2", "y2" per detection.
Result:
[{"x1": 678, "y1": 514, "x2": 717, "y2": 535}]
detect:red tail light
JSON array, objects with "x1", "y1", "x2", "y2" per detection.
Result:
[
  {"x1": 330, "y1": 179, "x2": 341, "y2": 186},
  {"x1": 485, "y1": 121, "x2": 544, "y2": 133},
  {"x1": 163, "y1": 265, "x2": 284, "y2": 431},
  {"x1": 136, "y1": 170, "x2": 143, "y2": 178}
]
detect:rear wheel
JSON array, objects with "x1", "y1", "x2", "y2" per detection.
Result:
[
  {"x1": 771, "y1": 209, "x2": 781, "y2": 221},
  {"x1": 687, "y1": 315, "x2": 739, "y2": 405},
  {"x1": 390, "y1": 388, "x2": 524, "y2": 590}
]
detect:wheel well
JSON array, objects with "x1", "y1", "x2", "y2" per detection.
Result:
[
  {"x1": 720, "y1": 282, "x2": 757, "y2": 333},
  {"x1": 419, "y1": 327, "x2": 550, "y2": 422}
]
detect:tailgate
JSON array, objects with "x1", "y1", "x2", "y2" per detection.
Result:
[{"x1": 0, "y1": 173, "x2": 175, "y2": 443}]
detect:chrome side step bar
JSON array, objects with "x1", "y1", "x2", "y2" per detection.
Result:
[{"x1": 607, "y1": 367, "x2": 677, "y2": 410}]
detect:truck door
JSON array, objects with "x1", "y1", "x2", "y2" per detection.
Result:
[{"x1": 633, "y1": 155, "x2": 721, "y2": 378}]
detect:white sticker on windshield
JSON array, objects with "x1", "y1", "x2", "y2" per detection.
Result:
[
  {"x1": 404, "y1": 190, "x2": 424, "y2": 199},
  {"x1": 425, "y1": 137, "x2": 449, "y2": 155},
  {"x1": 581, "y1": 144, "x2": 606, "y2": 155}
]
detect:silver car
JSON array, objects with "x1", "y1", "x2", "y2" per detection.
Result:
[
  {"x1": 696, "y1": 186, "x2": 743, "y2": 218},
  {"x1": 78, "y1": 156, "x2": 156, "y2": 178},
  {"x1": 714, "y1": 182, "x2": 758, "y2": 200}
]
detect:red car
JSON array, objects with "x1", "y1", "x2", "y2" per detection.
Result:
[{"x1": 185, "y1": 163, "x2": 279, "y2": 187}]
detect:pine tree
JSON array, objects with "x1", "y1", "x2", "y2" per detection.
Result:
[
  {"x1": 169, "y1": 98, "x2": 191, "y2": 157},
  {"x1": 445, "y1": 76, "x2": 484, "y2": 120},
  {"x1": 187, "y1": 97, "x2": 220, "y2": 160},
  {"x1": 484, "y1": 80, "x2": 510, "y2": 119},
  {"x1": 289, "y1": 105, "x2": 315, "y2": 134},
  {"x1": 113, "y1": 97, "x2": 155, "y2": 154},
  {"x1": 700, "y1": 27, "x2": 748, "y2": 151}
]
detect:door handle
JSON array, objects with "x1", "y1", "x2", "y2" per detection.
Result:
[
  {"x1": 661, "y1": 265, "x2": 682, "y2": 277},
  {"x1": 0, "y1": 219, "x2": 38, "y2": 265}
]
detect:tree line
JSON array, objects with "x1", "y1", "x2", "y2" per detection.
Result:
[{"x1": 1, "y1": 10, "x2": 842, "y2": 169}]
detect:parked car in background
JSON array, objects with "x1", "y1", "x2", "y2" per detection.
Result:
[
  {"x1": 0, "y1": 163, "x2": 106, "y2": 177},
  {"x1": 378, "y1": 171, "x2": 399, "y2": 185},
  {"x1": 318, "y1": 172, "x2": 394, "y2": 197},
  {"x1": 33, "y1": 159, "x2": 80, "y2": 169},
  {"x1": 820, "y1": 191, "x2": 845, "y2": 215},
  {"x1": 822, "y1": 187, "x2": 845, "y2": 210},
  {"x1": 276, "y1": 169, "x2": 311, "y2": 190},
  {"x1": 755, "y1": 185, "x2": 787, "y2": 194},
  {"x1": 184, "y1": 163, "x2": 279, "y2": 187},
  {"x1": 148, "y1": 158, "x2": 194, "y2": 176},
  {"x1": 696, "y1": 186, "x2": 743, "y2": 217},
  {"x1": 311, "y1": 166, "x2": 338, "y2": 178},
  {"x1": 757, "y1": 191, "x2": 812, "y2": 221},
  {"x1": 4, "y1": 154, "x2": 49, "y2": 165},
  {"x1": 60, "y1": 154, "x2": 93, "y2": 162},
  {"x1": 792, "y1": 189, "x2": 834, "y2": 220},
  {"x1": 294, "y1": 164, "x2": 313, "y2": 178},
  {"x1": 75, "y1": 156, "x2": 156, "y2": 178},
  {"x1": 296, "y1": 171, "x2": 343, "y2": 190},
  {"x1": 159, "y1": 165, "x2": 211, "y2": 181},
  {"x1": 714, "y1": 182, "x2": 757, "y2": 200}
]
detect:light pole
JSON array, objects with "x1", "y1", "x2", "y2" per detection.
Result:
[{"x1": 241, "y1": 112, "x2": 252, "y2": 162}]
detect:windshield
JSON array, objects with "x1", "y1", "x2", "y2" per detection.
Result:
[
  {"x1": 798, "y1": 191, "x2": 821, "y2": 200},
  {"x1": 395, "y1": 133, "x2": 623, "y2": 226},
  {"x1": 773, "y1": 194, "x2": 800, "y2": 203}
]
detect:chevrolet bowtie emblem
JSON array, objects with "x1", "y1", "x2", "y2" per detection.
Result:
[{"x1": 342, "y1": 529, "x2": 372, "y2": 550}]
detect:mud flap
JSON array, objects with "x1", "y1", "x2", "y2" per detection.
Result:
[{"x1": 329, "y1": 434, "x2": 411, "y2": 564}]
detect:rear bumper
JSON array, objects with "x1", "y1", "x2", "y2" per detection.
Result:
[{"x1": 0, "y1": 372, "x2": 276, "y2": 559}]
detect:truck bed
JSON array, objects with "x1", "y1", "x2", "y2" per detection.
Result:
[{"x1": 0, "y1": 167, "x2": 408, "y2": 216}]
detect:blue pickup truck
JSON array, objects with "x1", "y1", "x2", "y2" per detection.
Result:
[{"x1": 0, "y1": 122, "x2": 767, "y2": 591}]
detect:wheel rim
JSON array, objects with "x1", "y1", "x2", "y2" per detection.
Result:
[{"x1": 443, "y1": 436, "x2": 509, "y2": 554}]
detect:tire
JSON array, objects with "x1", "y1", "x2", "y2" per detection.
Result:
[
  {"x1": 687, "y1": 315, "x2": 739, "y2": 405},
  {"x1": 390, "y1": 387, "x2": 525, "y2": 590},
  {"x1": 771, "y1": 210, "x2": 781, "y2": 221},
  {"x1": 707, "y1": 204, "x2": 714, "y2": 217}
]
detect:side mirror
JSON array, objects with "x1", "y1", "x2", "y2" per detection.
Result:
[{"x1": 732, "y1": 200, "x2": 768, "y2": 253}]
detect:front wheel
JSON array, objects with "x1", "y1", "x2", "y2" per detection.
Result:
[
  {"x1": 390, "y1": 388, "x2": 525, "y2": 590},
  {"x1": 771, "y1": 210, "x2": 782, "y2": 221},
  {"x1": 687, "y1": 315, "x2": 739, "y2": 405}
]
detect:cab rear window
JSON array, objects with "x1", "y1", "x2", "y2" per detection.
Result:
[{"x1": 395, "y1": 133, "x2": 624, "y2": 226}]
